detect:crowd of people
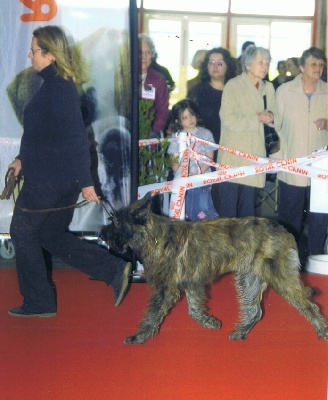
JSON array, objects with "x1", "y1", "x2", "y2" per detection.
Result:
[{"x1": 138, "y1": 34, "x2": 328, "y2": 260}]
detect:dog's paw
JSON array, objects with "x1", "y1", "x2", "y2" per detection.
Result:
[
  {"x1": 202, "y1": 316, "x2": 222, "y2": 329},
  {"x1": 124, "y1": 334, "x2": 147, "y2": 344},
  {"x1": 318, "y1": 328, "x2": 328, "y2": 341},
  {"x1": 228, "y1": 330, "x2": 247, "y2": 340}
]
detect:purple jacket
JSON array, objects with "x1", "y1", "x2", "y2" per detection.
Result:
[{"x1": 143, "y1": 67, "x2": 169, "y2": 133}]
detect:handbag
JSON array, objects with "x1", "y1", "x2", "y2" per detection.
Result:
[{"x1": 263, "y1": 95, "x2": 280, "y2": 155}]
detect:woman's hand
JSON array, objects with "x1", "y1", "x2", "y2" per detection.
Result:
[
  {"x1": 8, "y1": 159, "x2": 22, "y2": 177},
  {"x1": 257, "y1": 110, "x2": 274, "y2": 124},
  {"x1": 81, "y1": 186, "x2": 100, "y2": 203},
  {"x1": 170, "y1": 155, "x2": 180, "y2": 173},
  {"x1": 314, "y1": 118, "x2": 327, "y2": 131}
]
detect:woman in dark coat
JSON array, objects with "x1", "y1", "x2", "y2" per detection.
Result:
[{"x1": 7, "y1": 26, "x2": 130, "y2": 317}]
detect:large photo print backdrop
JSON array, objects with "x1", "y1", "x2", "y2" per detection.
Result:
[{"x1": 0, "y1": 0, "x2": 131, "y2": 233}]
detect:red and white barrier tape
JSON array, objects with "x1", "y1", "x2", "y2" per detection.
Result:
[{"x1": 138, "y1": 133, "x2": 328, "y2": 218}]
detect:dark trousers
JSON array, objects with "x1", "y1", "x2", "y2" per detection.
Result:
[
  {"x1": 217, "y1": 181, "x2": 259, "y2": 218},
  {"x1": 10, "y1": 181, "x2": 125, "y2": 313},
  {"x1": 277, "y1": 180, "x2": 328, "y2": 255}
]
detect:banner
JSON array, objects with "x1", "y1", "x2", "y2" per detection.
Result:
[{"x1": 0, "y1": 0, "x2": 132, "y2": 233}]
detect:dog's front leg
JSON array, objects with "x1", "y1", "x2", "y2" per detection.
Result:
[
  {"x1": 185, "y1": 288, "x2": 222, "y2": 329},
  {"x1": 229, "y1": 272, "x2": 266, "y2": 340},
  {"x1": 124, "y1": 285, "x2": 180, "y2": 344}
]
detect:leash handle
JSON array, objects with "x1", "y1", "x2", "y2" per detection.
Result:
[
  {"x1": 0, "y1": 168, "x2": 17, "y2": 200},
  {"x1": 5, "y1": 167, "x2": 15, "y2": 183}
]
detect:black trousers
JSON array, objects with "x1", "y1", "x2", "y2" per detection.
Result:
[
  {"x1": 10, "y1": 181, "x2": 125, "y2": 313},
  {"x1": 277, "y1": 180, "x2": 328, "y2": 255},
  {"x1": 217, "y1": 181, "x2": 259, "y2": 218}
]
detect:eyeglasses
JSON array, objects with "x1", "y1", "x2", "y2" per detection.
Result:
[
  {"x1": 140, "y1": 50, "x2": 151, "y2": 57},
  {"x1": 306, "y1": 62, "x2": 326, "y2": 69},
  {"x1": 208, "y1": 60, "x2": 224, "y2": 67},
  {"x1": 30, "y1": 48, "x2": 42, "y2": 55}
]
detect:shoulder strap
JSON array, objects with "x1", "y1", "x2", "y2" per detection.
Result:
[{"x1": 263, "y1": 95, "x2": 267, "y2": 109}]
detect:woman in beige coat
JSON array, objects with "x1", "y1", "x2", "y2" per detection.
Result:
[
  {"x1": 274, "y1": 47, "x2": 328, "y2": 256},
  {"x1": 217, "y1": 46, "x2": 275, "y2": 217}
]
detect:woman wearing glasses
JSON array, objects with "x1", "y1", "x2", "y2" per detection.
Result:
[
  {"x1": 7, "y1": 26, "x2": 131, "y2": 317},
  {"x1": 188, "y1": 47, "x2": 236, "y2": 146},
  {"x1": 139, "y1": 33, "x2": 169, "y2": 137},
  {"x1": 274, "y1": 47, "x2": 328, "y2": 257},
  {"x1": 187, "y1": 47, "x2": 236, "y2": 212}
]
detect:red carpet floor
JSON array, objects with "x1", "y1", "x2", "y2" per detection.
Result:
[{"x1": 0, "y1": 269, "x2": 327, "y2": 400}]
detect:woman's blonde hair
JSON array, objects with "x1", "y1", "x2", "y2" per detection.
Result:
[{"x1": 33, "y1": 25, "x2": 88, "y2": 85}]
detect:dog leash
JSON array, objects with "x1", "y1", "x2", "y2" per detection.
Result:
[
  {"x1": 100, "y1": 201, "x2": 113, "y2": 217},
  {"x1": 17, "y1": 199, "x2": 89, "y2": 213},
  {"x1": 0, "y1": 169, "x2": 88, "y2": 213},
  {"x1": 17, "y1": 199, "x2": 114, "y2": 215},
  {"x1": 1, "y1": 169, "x2": 115, "y2": 215}
]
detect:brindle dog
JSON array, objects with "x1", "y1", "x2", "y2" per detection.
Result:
[{"x1": 100, "y1": 194, "x2": 328, "y2": 344}]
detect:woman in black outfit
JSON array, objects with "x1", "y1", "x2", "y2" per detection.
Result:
[
  {"x1": 188, "y1": 47, "x2": 236, "y2": 212},
  {"x1": 7, "y1": 26, "x2": 130, "y2": 317}
]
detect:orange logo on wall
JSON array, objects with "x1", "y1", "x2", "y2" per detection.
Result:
[{"x1": 20, "y1": 0, "x2": 57, "y2": 22}]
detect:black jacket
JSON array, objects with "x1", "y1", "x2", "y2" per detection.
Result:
[{"x1": 18, "y1": 64, "x2": 92, "y2": 189}]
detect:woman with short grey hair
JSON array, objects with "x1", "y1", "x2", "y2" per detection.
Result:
[
  {"x1": 138, "y1": 33, "x2": 156, "y2": 58},
  {"x1": 217, "y1": 45, "x2": 276, "y2": 218},
  {"x1": 241, "y1": 45, "x2": 271, "y2": 73},
  {"x1": 138, "y1": 33, "x2": 169, "y2": 135},
  {"x1": 274, "y1": 46, "x2": 327, "y2": 256}
]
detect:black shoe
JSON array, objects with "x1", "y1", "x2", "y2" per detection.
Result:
[
  {"x1": 8, "y1": 306, "x2": 56, "y2": 318},
  {"x1": 112, "y1": 262, "x2": 131, "y2": 306}
]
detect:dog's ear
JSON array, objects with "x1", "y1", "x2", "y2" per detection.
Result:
[{"x1": 131, "y1": 192, "x2": 152, "y2": 224}]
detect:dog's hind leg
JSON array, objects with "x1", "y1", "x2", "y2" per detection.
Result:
[
  {"x1": 229, "y1": 272, "x2": 267, "y2": 340},
  {"x1": 272, "y1": 278, "x2": 328, "y2": 341},
  {"x1": 185, "y1": 287, "x2": 222, "y2": 329},
  {"x1": 124, "y1": 285, "x2": 180, "y2": 344}
]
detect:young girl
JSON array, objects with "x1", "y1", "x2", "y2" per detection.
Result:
[{"x1": 168, "y1": 99, "x2": 218, "y2": 221}]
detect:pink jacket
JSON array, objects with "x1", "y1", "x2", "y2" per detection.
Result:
[{"x1": 143, "y1": 67, "x2": 169, "y2": 133}]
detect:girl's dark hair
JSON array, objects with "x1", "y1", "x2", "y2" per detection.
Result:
[
  {"x1": 169, "y1": 99, "x2": 202, "y2": 132},
  {"x1": 199, "y1": 47, "x2": 236, "y2": 83}
]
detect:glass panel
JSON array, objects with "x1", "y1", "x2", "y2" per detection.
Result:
[
  {"x1": 270, "y1": 22, "x2": 312, "y2": 78},
  {"x1": 231, "y1": 0, "x2": 315, "y2": 16},
  {"x1": 140, "y1": 0, "x2": 229, "y2": 13},
  {"x1": 233, "y1": 20, "x2": 312, "y2": 80},
  {"x1": 236, "y1": 24, "x2": 270, "y2": 56},
  {"x1": 148, "y1": 19, "x2": 182, "y2": 92},
  {"x1": 188, "y1": 21, "x2": 222, "y2": 79},
  {"x1": 148, "y1": 17, "x2": 224, "y2": 102}
]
